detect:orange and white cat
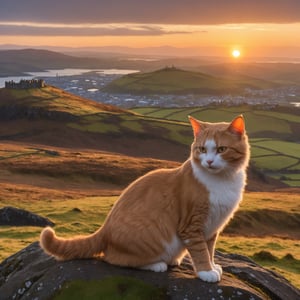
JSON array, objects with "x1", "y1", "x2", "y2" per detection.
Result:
[{"x1": 40, "y1": 115, "x2": 249, "y2": 283}]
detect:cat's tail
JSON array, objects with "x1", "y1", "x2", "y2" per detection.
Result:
[{"x1": 40, "y1": 227, "x2": 105, "y2": 261}]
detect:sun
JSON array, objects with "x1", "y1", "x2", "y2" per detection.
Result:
[{"x1": 232, "y1": 49, "x2": 241, "y2": 58}]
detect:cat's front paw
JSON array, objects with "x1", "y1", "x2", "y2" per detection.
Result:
[
  {"x1": 197, "y1": 269, "x2": 221, "y2": 282},
  {"x1": 213, "y1": 263, "x2": 223, "y2": 276},
  {"x1": 140, "y1": 262, "x2": 168, "y2": 272}
]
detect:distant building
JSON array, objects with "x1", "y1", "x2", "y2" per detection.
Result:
[{"x1": 5, "y1": 79, "x2": 45, "y2": 89}]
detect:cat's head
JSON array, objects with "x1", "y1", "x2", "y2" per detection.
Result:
[{"x1": 189, "y1": 115, "x2": 250, "y2": 175}]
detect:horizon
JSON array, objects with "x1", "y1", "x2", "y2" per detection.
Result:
[
  {"x1": 0, "y1": 44, "x2": 300, "y2": 64},
  {"x1": 1, "y1": 1, "x2": 300, "y2": 59}
]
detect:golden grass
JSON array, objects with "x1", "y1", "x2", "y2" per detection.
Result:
[{"x1": 241, "y1": 191, "x2": 300, "y2": 213}]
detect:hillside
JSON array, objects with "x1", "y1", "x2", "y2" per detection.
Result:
[
  {"x1": 0, "y1": 85, "x2": 190, "y2": 161},
  {"x1": 0, "y1": 49, "x2": 85, "y2": 76},
  {"x1": 0, "y1": 48, "x2": 143, "y2": 77},
  {"x1": 0, "y1": 85, "x2": 290, "y2": 190},
  {"x1": 196, "y1": 62, "x2": 300, "y2": 85},
  {"x1": 0, "y1": 85, "x2": 125, "y2": 117},
  {"x1": 0, "y1": 48, "x2": 161, "y2": 77},
  {"x1": 133, "y1": 106, "x2": 300, "y2": 187},
  {"x1": 103, "y1": 67, "x2": 279, "y2": 95}
]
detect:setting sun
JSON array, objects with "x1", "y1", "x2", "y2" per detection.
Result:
[{"x1": 232, "y1": 49, "x2": 241, "y2": 58}]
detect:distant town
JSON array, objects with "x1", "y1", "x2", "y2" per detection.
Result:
[{"x1": 3, "y1": 73, "x2": 300, "y2": 108}]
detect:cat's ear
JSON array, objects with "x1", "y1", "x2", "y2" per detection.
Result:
[
  {"x1": 189, "y1": 116, "x2": 202, "y2": 137},
  {"x1": 228, "y1": 115, "x2": 245, "y2": 135}
]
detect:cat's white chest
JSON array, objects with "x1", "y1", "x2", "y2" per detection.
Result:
[{"x1": 191, "y1": 161, "x2": 245, "y2": 239}]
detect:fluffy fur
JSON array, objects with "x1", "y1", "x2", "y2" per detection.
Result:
[{"x1": 40, "y1": 115, "x2": 250, "y2": 282}]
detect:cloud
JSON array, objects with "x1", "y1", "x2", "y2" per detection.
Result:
[
  {"x1": 0, "y1": 22, "x2": 204, "y2": 36},
  {"x1": 1, "y1": 0, "x2": 300, "y2": 25}
]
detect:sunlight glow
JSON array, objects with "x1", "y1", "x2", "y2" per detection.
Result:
[{"x1": 232, "y1": 49, "x2": 241, "y2": 58}]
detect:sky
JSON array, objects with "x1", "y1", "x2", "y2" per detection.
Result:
[{"x1": 0, "y1": 0, "x2": 300, "y2": 58}]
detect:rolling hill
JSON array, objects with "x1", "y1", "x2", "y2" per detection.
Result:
[
  {"x1": 0, "y1": 85, "x2": 190, "y2": 161},
  {"x1": 103, "y1": 67, "x2": 279, "y2": 95},
  {"x1": 0, "y1": 84, "x2": 296, "y2": 190},
  {"x1": 0, "y1": 49, "x2": 138, "y2": 77},
  {"x1": 132, "y1": 106, "x2": 300, "y2": 187},
  {"x1": 0, "y1": 49, "x2": 85, "y2": 76},
  {"x1": 196, "y1": 62, "x2": 300, "y2": 85}
]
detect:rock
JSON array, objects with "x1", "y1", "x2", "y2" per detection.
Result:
[
  {"x1": 0, "y1": 206, "x2": 54, "y2": 227},
  {"x1": 0, "y1": 242, "x2": 299, "y2": 300}
]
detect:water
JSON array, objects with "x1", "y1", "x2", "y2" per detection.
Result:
[
  {"x1": 290, "y1": 102, "x2": 300, "y2": 107},
  {"x1": 0, "y1": 68, "x2": 139, "y2": 88}
]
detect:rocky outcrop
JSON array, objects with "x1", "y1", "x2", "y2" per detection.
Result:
[
  {"x1": 0, "y1": 242, "x2": 299, "y2": 300},
  {"x1": 0, "y1": 207, "x2": 54, "y2": 227}
]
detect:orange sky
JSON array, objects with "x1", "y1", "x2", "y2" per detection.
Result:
[
  {"x1": 1, "y1": 22, "x2": 299, "y2": 57},
  {"x1": 1, "y1": 1, "x2": 300, "y2": 58}
]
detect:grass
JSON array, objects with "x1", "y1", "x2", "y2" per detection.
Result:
[
  {"x1": 131, "y1": 105, "x2": 300, "y2": 187},
  {"x1": 250, "y1": 139, "x2": 300, "y2": 182},
  {"x1": 254, "y1": 156, "x2": 298, "y2": 171},
  {"x1": 0, "y1": 86, "x2": 125, "y2": 117},
  {"x1": 131, "y1": 106, "x2": 296, "y2": 137},
  {"x1": 0, "y1": 196, "x2": 116, "y2": 260},
  {"x1": 104, "y1": 67, "x2": 277, "y2": 95},
  {"x1": 217, "y1": 236, "x2": 300, "y2": 287},
  {"x1": 0, "y1": 192, "x2": 299, "y2": 288},
  {"x1": 68, "y1": 121, "x2": 120, "y2": 133},
  {"x1": 252, "y1": 139, "x2": 300, "y2": 158}
]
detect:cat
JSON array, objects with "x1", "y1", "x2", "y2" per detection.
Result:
[{"x1": 40, "y1": 115, "x2": 250, "y2": 283}]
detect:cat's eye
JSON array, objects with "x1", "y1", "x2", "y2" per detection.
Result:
[
  {"x1": 217, "y1": 146, "x2": 227, "y2": 153},
  {"x1": 198, "y1": 146, "x2": 207, "y2": 153}
]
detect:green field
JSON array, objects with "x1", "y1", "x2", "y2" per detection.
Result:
[
  {"x1": 65, "y1": 104, "x2": 300, "y2": 187},
  {"x1": 132, "y1": 105, "x2": 300, "y2": 187}
]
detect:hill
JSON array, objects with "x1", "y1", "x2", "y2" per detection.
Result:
[
  {"x1": 0, "y1": 85, "x2": 190, "y2": 161},
  {"x1": 196, "y1": 62, "x2": 300, "y2": 85},
  {"x1": 0, "y1": 85, "x2": 288, "y2": 190},
  {"x1": 0, "y1": 48, "x2": 162, "y2": 77},
  {"x1": 103, "y1": 66, "x2": 279, "y2": 95},
  {"x1": 0, "y1": 49, "x2": 85, "y2": 76},
  {"x1": 0, "y1": 48, "x2": 145, "y2": 77}
]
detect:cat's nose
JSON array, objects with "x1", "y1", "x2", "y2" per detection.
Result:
[{"x1": 207, "y1": 160, "x2": 213, "y2": 166}]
